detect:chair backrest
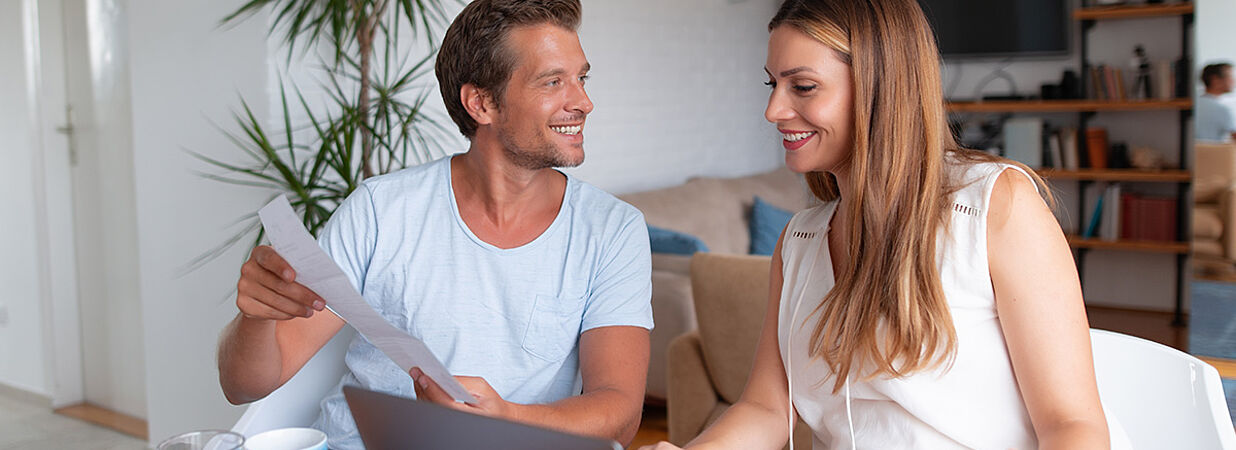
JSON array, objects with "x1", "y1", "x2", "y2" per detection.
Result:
[
  {"x1": 689, "y1": 253, "x2": 772, "y2": 405},
  {"x1": 1090, "y1": 329, "x2": 1236, "y2": 449},
  {"x1": 1195, "y1": 142, "x2": 1236, "y2": 204},
  {"x1": 231, "y1": 325, "x2": 356, "y2": 437}
]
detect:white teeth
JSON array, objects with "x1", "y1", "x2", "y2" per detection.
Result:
[
  {"x1": 782, "y1": 131, "x2": 815, "y2": 142},
  {"x1": 550, "y1": 125, "x2": 582, "y2": 135}
]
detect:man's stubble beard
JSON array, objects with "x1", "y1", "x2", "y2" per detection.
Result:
[{"x1": 496, "y1": 121, "x2": 584, "y2": 170}]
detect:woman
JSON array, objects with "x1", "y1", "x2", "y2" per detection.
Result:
[{"x1": 644, "y1": 0, "x2": 1119, "y2": 448}]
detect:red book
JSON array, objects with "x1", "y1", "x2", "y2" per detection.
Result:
[
  {"x1": 1140, "y1": 197, "x2": 1177, "y2": 242},
  {"x1": 1120, "y1": 193, "x2": 1138, "y2": 240}
]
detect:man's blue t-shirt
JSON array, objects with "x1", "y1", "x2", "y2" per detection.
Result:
[
  {"x1": 311, "y1": 156, "x2": 653, "y2": 449},
  {"x1": 1197, "y1": 94, "x2": 1236, "y2": 142}
]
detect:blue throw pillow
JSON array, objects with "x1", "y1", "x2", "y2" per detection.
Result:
[
  {"x1": 750, "y1": 196, "x2": 794, "y2": 255},
  {"x1": 647, "y1": 225, "x2": 709, "y2": 255}
]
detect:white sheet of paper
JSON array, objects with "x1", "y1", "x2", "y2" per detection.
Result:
[{"x1": 258, "y1": 195, "x2": 477, "y2": 404}]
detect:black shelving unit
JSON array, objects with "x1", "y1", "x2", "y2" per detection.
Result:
[{"x1": 1074, "y1": 3, "x2": 1194, "y2": 326}]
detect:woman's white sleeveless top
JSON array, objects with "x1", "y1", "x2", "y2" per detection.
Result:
[{"x1": 778, "y1": 162, "x2": 1054, "y2": 449}]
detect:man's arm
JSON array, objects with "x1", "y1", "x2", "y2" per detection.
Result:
[
  {"x1": 517, "y1": 325, "x2": 649, "y2": 443},
  {"x1": 220, "y1": 183, "x2": 376, "y2": 404},
  {"x1": 217, "y1": 246, "x2": 346, "y2": 405},
  {"x1": 413, "y1": 325, "x2": 649, "y2": 445}
]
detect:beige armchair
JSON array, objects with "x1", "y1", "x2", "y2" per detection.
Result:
[
  {"x1": 1193, "y1": 142, "x2": 1236, "y2": 274},
  {"x1": 667, "y1": 253, "x2": 811, "y2": 449},
  {"x1": 619, "y1": 168, "x2": 810, "y2": 401}
]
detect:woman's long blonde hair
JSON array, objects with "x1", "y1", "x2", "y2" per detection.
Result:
[{"x1": 771, "y1": 0, "x2": 1047, "y2": 392}]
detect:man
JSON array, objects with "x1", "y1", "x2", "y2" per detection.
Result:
[
  {"x1": 216, "y1": 1, "x2": 652, "y2": 448},
  {"x1": 1197, "y1": 62, "x2": 1236, "y2": 143}
]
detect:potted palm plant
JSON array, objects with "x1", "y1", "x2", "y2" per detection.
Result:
[{"x1": 190, "y1": 0, "x2": 460, "y2": 268}]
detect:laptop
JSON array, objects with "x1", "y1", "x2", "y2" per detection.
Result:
[{"x1": 343, "y1": 385, "x2": 623, "y2": 450}]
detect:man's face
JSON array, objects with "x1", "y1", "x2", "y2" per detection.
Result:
[
  {"x1": 491, "y1": 24, "x2": 594, "y2": 170},
  {"x1": 1222, "y1": 68, "x2": 1235, "y2": 94}
]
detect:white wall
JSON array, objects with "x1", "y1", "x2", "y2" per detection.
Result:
[
  {"x1": 565, "y1": 0, "x2": 784, "y2": 194},
  {"x1": 1197, "y1": 0, "x2": 1236, "y2": 116},
  {"x1": 1197, "y1": 0, "x2": 1236, "y2": 77},
  {"x1": 125, "y1": 0, "x2": 272, "y2": 442},
  {"x1": 0, "y1": 0, "x2": 50, "y2": 396}
]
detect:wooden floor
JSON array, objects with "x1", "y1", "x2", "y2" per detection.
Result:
[
  {"x1": 1196, "y1": 268, "x2": 1236, "y2": 284},
  {"x1": 54, "y1": 403, "x2": 147, "y2": 441},
  {"x1": 1086, "y1": 305, "x2": 1188, "y2": 351},
  {"x1": 630, "y1": 405, "x2": 669, "y2": 449}
]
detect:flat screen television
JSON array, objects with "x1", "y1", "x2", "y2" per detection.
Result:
[{"x1": 917, "y1": 0, "x2": 1069, "y2": 59}]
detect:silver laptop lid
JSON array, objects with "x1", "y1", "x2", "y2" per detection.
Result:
[{"x1": 343, "y1": 385, "x2": 623, "y2": 450}]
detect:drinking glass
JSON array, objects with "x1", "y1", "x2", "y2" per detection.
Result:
[{"x1": 155, "y1": 430, "x2": 245, "y2": 450}]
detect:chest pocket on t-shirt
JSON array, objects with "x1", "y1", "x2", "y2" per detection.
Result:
[{"x1": 521, "y1": 294, "x2": 586, "y2": 362}]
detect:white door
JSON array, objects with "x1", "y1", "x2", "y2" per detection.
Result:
[{"x1": 60, "y1": 0, "x2": 147, "y2": 419}]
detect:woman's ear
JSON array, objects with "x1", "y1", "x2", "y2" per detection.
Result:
[{"x1": 461, "y1": 84, "x2": 497, "y2": 127}]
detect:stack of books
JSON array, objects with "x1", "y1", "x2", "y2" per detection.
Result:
[{"x1": 1081, "y1": 183, "x2": 1177, "y2": 242}]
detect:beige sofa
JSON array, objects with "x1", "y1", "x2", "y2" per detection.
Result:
[
  {"x1": 1193, "y1": 142, "x2": 1236, "y2": 274},
  {"x1": 667, "y1": 253, "x2": 811, "y2": 449},
  {"x1": 619, "y1": 168, "x2": 809, "y2": 401}
]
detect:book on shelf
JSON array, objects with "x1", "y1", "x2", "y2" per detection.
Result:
[
  {"x1": 1047, "y1": 130, "x2": 1064, "y2": 169},
  {"x1": 1080, "y1": 182, "x2": 1133, "y2": 242},
  {"x1": 1090, "y1": 65, "x2": 1107, "y2": 101},
  {"x1": 1119, "y1": 193, "x2": 1178, "y2": 242},
  {"x1": 1100, "y1": 184, "x2": 1121, "y2": 241},
  {"x1": 1082, "y1": 182, "x2": 1106, "y2": 239},
  {"x1": 1154, "y1": 60, "x2": 1175, "y2": 100},
  {"x1": 1088, "y1": 65, "x2": 1140, "y2": 102},
  {"x1": 1036, "y1": 126, "x2": 1080, "y2": 170},
  {"x1": 1112, "y1": 68, "x2": 1126, "y2": 101},
  {"x1": 1077, "y1": 185, "x2": 1179, "y2": 243},
  {"x1": 1059, "y1": 127, "x2": 1080, "y2": 170}
]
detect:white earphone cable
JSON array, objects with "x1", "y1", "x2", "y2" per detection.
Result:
[{"x1": 784, "y1": 204, "x2": 834, "y2": 450}]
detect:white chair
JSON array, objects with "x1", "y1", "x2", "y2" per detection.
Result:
[
  {"x1": 1090, "y1": 328, "x2": 1236, "y2": 449},
  {"x1": 231, "y1": 326, "x2": 356, "y2": 437}
]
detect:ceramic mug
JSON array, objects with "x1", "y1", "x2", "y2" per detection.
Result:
[{"x1": 244, "y1": 428, "x2": 327, "y2": 450}]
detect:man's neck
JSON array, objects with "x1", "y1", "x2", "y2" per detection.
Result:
[
  {"x1": 1205, "y1": 87, "x2": 1228, "y2": 97},
  {"x1": 451, "y1": 138, "x2": 565, "y2": 230}
]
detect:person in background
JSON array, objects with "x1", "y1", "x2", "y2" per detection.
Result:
[{"x1": 1198, "y1": 62, "x2": 1236, "y2": 143}]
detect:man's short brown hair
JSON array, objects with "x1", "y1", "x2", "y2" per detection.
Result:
[
  {"x1": 1202, "y1": 63, "x2": 1232, "y2": 89},
  {"x1": 435, "y1": 0, "x2": 582, "y2": 138}
]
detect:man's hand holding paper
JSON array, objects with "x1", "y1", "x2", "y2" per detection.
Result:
[
  {"x1": 235, "y1": 245, "x2": 326, "y2": 321},
  {"x1": 410, "y1": 368, "x2": 511, "y2": 418}
]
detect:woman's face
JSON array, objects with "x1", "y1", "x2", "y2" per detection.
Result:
[{"x1": 764, "y1": 26, "x2": 855, "y2": 175}]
